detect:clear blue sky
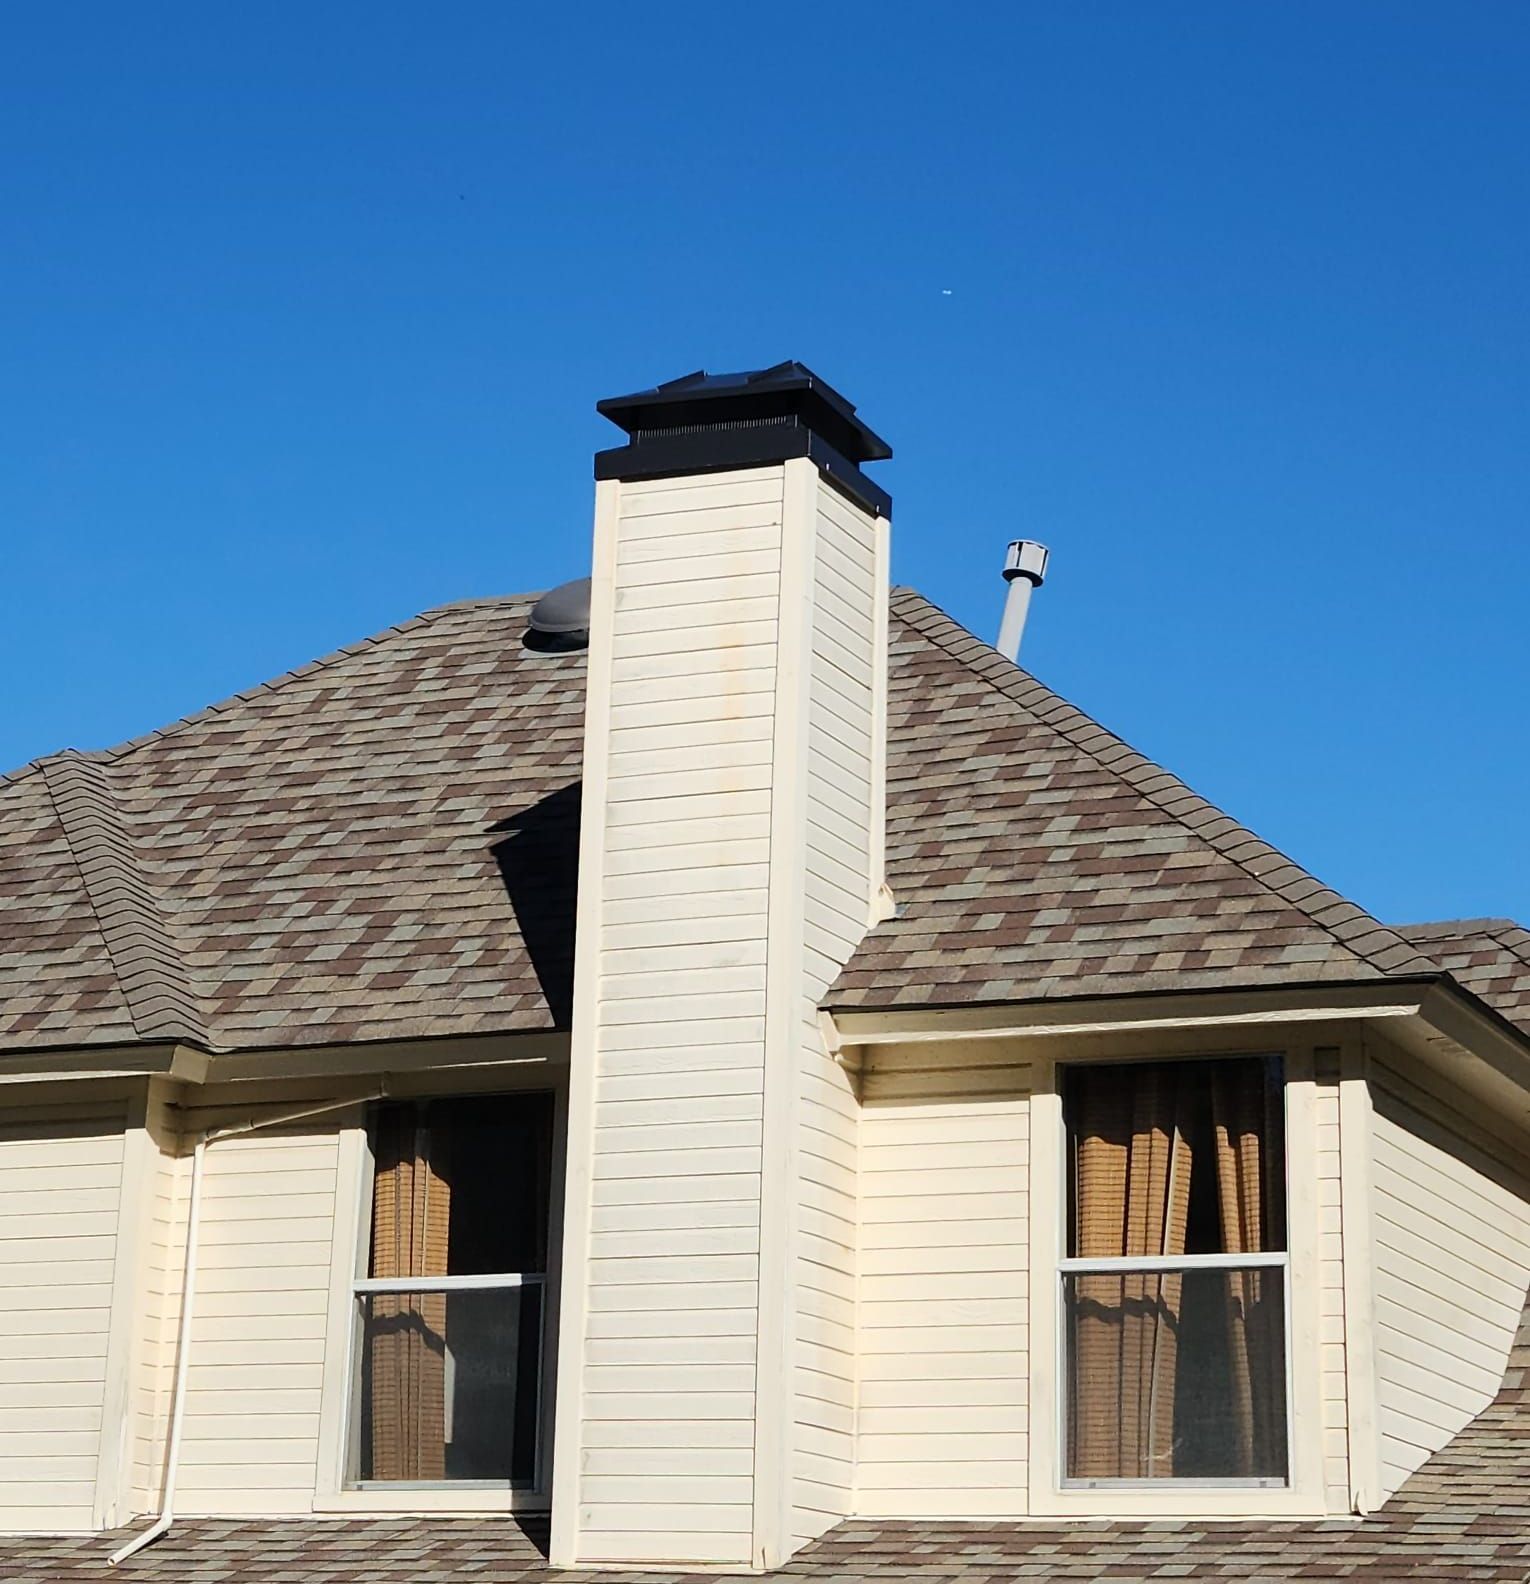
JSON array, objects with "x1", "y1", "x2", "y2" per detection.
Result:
[{"x1": 3, "y1": 5, "x2": 1526, "y2": 927}]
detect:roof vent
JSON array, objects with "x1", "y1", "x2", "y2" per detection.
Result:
[{"x1": 525, "y1": 577, "x2": 592, "y2": 652}]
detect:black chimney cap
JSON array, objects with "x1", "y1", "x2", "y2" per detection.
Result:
[{"x1": 595, "y1": 360, "x2": 893, "y2": 519}]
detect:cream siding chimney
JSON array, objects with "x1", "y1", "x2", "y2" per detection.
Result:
[{"x1": 550, "y1": 367, "x2": 890, "y2": 1569}]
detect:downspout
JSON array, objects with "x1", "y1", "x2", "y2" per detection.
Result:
[{"x1": 109, "y1": 1087, "x2": 386, "y2": 1566}]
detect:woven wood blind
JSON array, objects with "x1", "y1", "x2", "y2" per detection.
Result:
[
  {"x1": 368, "y1": 1105, "x2": 451, "y2": 1481},
  {"x1": 1070, "y1": 1064, "x2": 1193, "y2": 1479}
]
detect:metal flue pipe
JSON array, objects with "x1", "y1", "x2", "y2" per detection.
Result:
[{"x1": 995, "y1": 539, "x2": 1049, "y2": 663}]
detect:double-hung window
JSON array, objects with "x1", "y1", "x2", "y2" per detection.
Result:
[
  {"x1": 1061, "y1": 1056, "x2": 1289, "y2": 1486},
  {"x1": 347, "y1": 1093, "x2": 552, "y2": 1489}
]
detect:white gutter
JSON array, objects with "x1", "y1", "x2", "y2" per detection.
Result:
[{"x1": 109, "y1": 1087, "x2": 386, "y2": 1566}]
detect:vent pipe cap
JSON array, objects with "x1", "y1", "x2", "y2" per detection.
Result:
[
  {"x1": 526, "y1": 577, "x2": 592, "y2": 652},
  {"x1": 1003, "y1": 540, "x2": 1049, "y2": 587}
]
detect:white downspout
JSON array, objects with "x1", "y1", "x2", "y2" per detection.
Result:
[{"x1": 109, "y1": 1088, "x2": 386, "y2": 1567}]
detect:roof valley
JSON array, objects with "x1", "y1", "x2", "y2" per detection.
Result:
[{"x1": 40, "y1": 752, "x2": 207, "y2": 1046}]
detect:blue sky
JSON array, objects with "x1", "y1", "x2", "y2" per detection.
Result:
[{"x1": 2, "y1": 5, "x2": 1526, "y2": 926}]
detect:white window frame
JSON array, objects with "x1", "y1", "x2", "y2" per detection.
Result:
[
  {"x1": 1026, "y1": 1045, "x2": 1330, "y2": 1520},
  {"x1": 315, "y1": 1083, "x2": 565, "y2": 1515}
]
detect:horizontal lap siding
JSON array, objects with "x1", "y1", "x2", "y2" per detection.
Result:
[
  {"x1": 856, "y1": 1047, "x2": 1030, "y2": 1517},
  {"x1": 172, "y1": 1124, "x2": 341, "y2": 1515},
  {"x1": 1369, "y1": 1061, "x2": 1530, "y2": 1498},
  {"x1": 577, "y1": 469, "x2": 784, "y2": 1565},
  {"x1": 0, "y1": 1098, "x2": 125, "y2": 1534},
  {"x1": 792, "y1": 483, "x2": 877, "y2": 1545}
]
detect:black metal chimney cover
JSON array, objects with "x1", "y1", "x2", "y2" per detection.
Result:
[{"x1": 594, "y1": 361, "x2": 893, "y2": 519}]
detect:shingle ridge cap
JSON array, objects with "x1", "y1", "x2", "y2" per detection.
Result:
[
  {"x1": 1397, "y1": 916, "x2": 1530, "y2": 976},
  {"x1": 38, "y1": 753, "x2": 207, "y2": 1046},
  {"x1": 0, "y1": 591, "x2": 541, "y2": 791},
  {"x1": 1395, "y1": 916, "x2": 1522, "y2": 939},
  {"x1": 888, "y1": 587, "x2": 1439, "y2": 981}
]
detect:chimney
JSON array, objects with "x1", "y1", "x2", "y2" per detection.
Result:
[{"x1": 550, "y1": 364, "x2": 891, "y2": 1569}]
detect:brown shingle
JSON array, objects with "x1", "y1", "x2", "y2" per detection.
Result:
[
  {"x1": 1, "y1": 587, "x2": 1510, "y2": 1054},
  {"x1": 827, "y1": 590, "x2": 1439, "y2": 1010},
  {"x1": 1, "y1": 595, "x2": 585, "y2": 1052},
  {"x1": 1396, "y1": 918, "x2": 1530, "y2": 1037}
]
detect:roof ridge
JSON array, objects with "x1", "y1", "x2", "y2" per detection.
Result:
[
  {"x1": 1485, "y1": 920, "x2": 1530, "y2": 970},
  {"x1": 40, "y1": 752, "x2": 207, "y2": 1045},
  {"x1": 1482, "y1": 918, "x2": 1530, "y2": 963},
  {"x1": 887, "y1": 587, "x2": 1440, "y2": 982},
  {"x1": 0, "y1": 591, "x2": 539, "y2": 792},
  {"x1": 1394, "y1": 916, "x2": 1522, "y2": 936},
  {"x1": 1397, "y1": 917, "x2": 1530, "y2": 965}
]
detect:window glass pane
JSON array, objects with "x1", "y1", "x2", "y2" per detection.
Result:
[
  {"x1": 368, "y1": 1094, "x2": 553, "y2": 1280},
  {"x1": 1065, "y1": 1267, "x2": 1287, "y2": 1482},
  {"x1": 358, "y1": 1285, "x2": 542, "y2": 1484},
  {"x1": 436, "y1": 1095, "x2": 553, "y2": 1276},
  {"x1": 1065, "y1": 1057, "x2": 1285, "y2": 1259},
  {"x1": 355, "y1": 1091, "x2": 553, "y2": 1487}
]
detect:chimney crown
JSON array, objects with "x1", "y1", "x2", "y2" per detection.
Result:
[{"x1": 595, "y1": 360, "x2": 893, "y2": 519}]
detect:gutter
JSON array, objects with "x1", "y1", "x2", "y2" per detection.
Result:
[{"x1": 108, "y1": 1086, "x2": 386, "y2": 1566}]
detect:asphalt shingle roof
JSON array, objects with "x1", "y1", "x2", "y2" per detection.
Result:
[
  {"x1": 1, "y1": 595, "x2": 586, "y2": 1051},
  {"x1": 1397, "y1": 918, "x2": 1530, "y2": 1036},
  {"x1": 827, "y1": 590, "x2": 1439, "y2": 1011},
  {"x1": 4, "y1": 1285, "x2": 1526, "y2": 1580},
  {"x1": 3, "y1": 586, "x2": 1521, "y2": 1052}
]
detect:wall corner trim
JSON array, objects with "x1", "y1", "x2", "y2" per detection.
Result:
[{"x1": 1338, "y1": 1039, "x2": 1381, "y2": 1514}]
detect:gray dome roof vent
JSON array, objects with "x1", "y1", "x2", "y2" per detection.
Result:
[{"x1": 525, "y1": 577, "x2": 592, "y2": 652}]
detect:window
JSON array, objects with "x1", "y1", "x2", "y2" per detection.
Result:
[
  {"x1": 348, "y1": 1094, "x2": 552, "y2": 1488},
  {"x1": 1062, "y1": 1057, "x2": 1288, "y2": 1486}
]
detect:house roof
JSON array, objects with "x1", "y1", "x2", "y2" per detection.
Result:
[
  {"x1": 6, "y1": 1282, "x2": 1527, "y2": 1579},
  {"x1": 2, "y1": 586, "x2": 1522, "y2": 1055},
  {"x1": 0, "y1": 595, "x2": 586, "y2": 1051},
  {"x1": 1394, "y1": 917, "x2": 1530, "y2": 1034},
  {"x1": 828, "y1": 590, "x2": 1444, "y2": 1013}
]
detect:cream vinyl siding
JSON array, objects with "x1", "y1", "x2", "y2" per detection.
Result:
[
  {"x1": 0, "y1": 1096, "x2": 126, "y2": 1534},
  {"x1": 856, "y1": 1044, "x2": 1030, "y2": 1517},
  {"x1": 571, "y1": 467, "x2": 786, "y2": 1566},
  {"x1": 791, "y1": 480, "x2": 880, "y2": 1545},
  {"x1": 1313, "y1": 1053, "x2": 1350, "y2": 1511},
  {"x1": 166, "y1": 1120, "x2": 341, "y2": 1516},
  {"x1": 1369, "y1": 1055, "x2": 1530, "y2": 1498}
]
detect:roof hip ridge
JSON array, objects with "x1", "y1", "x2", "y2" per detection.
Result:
[
  {"x1": 40, "y1": 751, "x2": 208, "y2": 1046},
  {"x1": 887, "y1": 587, "x2": 1440, "y2": 982}
]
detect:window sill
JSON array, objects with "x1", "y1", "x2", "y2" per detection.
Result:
[
  {"x1": 1032, "y1": 1484, "x2": 1329, "y2": 1521},
  {"x1": 312, "y1": 1488, "x2": 548, "y2": 1516}
]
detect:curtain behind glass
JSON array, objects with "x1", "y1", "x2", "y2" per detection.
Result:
[
  {"x1": 1209, "y1": 1065, "x2": 1285, "y2": 1475},
  {"x1": 1070, "y1": 1064, "x2": 1194, "y2": 1478},
  {"x1": 367, "y1": 1107, "x2": 451, "y2": 1480}
]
